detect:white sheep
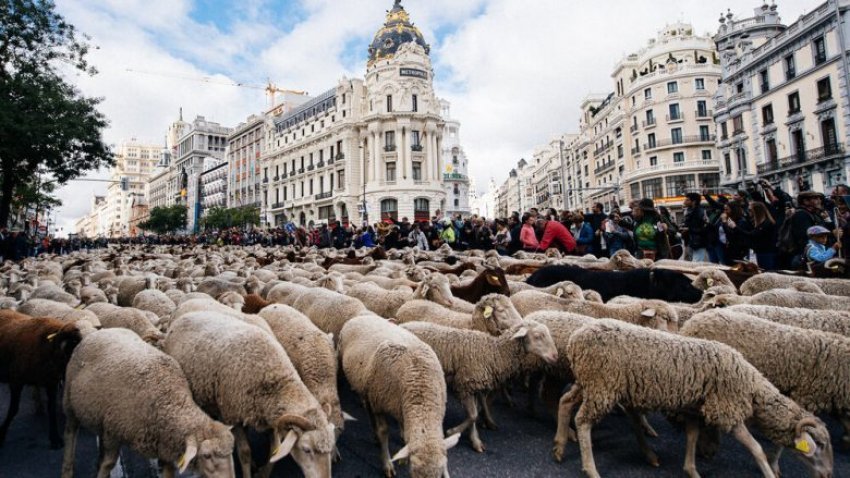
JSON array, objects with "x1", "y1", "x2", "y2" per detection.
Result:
[
  {"x1": 84, "y1": 303, "x2": 163, "y2": 344},
  {"x1": 292, "y1": 288, "x2": 369, "y2": 339},
  {"x1": 132, "y1": 288, "x2": 176, "y2": 320},
  {"x1": 346, "y1": 275, "x2": 454, "y2": 319},
  {"x1": 725, "y1": 304, "x2": 850, "y2": 337},
  {"x1": 395, "y1": 293, "x2": 523, "y2": 336},
  {"x1": 741, "y1": 273, "x2": 850, "y2": 297},
  {"x1": 17, "y1": 299, "x2": 102, "y2": 328}
]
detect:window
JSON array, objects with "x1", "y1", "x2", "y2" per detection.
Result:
[
  {"x1": 765, "y1": 138, "x2": 778, "y2": 164},
  {"x1": 667, "y1": 174, "x2": 694, "y2": 196},
  {"x1": 736, "y1": 82, "x2": 744, "y2": 94},
  {"x1": 454, "y1": 198, "x2": 460, "y2": 207},
  {"x1": 412, "y1": 162, "x2": 422, "y2": 181},
  {"x1": 385, "y1": 131, "x2": 396, "y2": 150},
  {"x1": 736, "y1": 147, "x2": 748, "y2": 174},
  {"x1": 762, "y1": 104, "x2": 774, "y2": 125},
  {"x1": 645, "y1": 109, "x2": 655, "y2": 126},
  {"x1": 649, "y1": 156, "x2": 658, "y2": 166},
  {"x1": 788, "y1": 91, "x2": 801, "y2": 114},
  {"x1": 785, "y1": 54, "x2": 796, "y2": 80},
  {"x1": 667, "y1": 81, "x2": 678, "y2": 94},
  {"x1": 721, "y1": 122, "x2": 728, "y2": 139},
  {"x1": 724, "y1": 152, "x2": 732, "y2": 174},
  {"x1": 318, "y1": 206, "x2": 334, "y2": 220},
  {"x1": 814, "y1": 36, "x2": 827, "y2": 65},
  {"x1": 414, "y1": 198, "x2": 429, "y2": 221},
  {"x1": 699, "y1": 125, "x2": 711, "y2": 141},
  {"x1": 759, "y1": 69, "x2": 770, "y2": 93},
  {"x1": 617, "y1": 145, "x2": 624, "y2": 158},
  {"x1": 386, "y1": 162, "x2": 396, "y2": 181},
  {"x1": 647, "y1": 133, "x2": 656, "y2": 149},
  {"x1": 381, "y1": 198, "x2": 398, "y2": 221},
  {"x1": 411, "y1": 130, "x2": 421, "y2": 149},
  {"x1": 309, "y1": 179, "x2": 313, "y2": 195},
  {"x1": 671, "y1": 128, "x2": 683, "y2": 144},
  {"x1": 668, "y1": 103, "x2": 681, "y2": 121},
  {"x1": 697, "y1": 100, "x2": 708, "y2": 117},
  {"x1": 630, "y1": 183, "x2": 641, "y2": 199},
  {"x1": 732, "y1": 115, "x2": 744, "y2": 135},
  {"x1": 283, "y1": 186, "x2": 287, "y2": 201},
  {"x1": 702, "y1": 150, "x2": 713, "y2": 160},
  {"x1": 817, "y1": 77, "x2": 832, "y2": 102},
  {"x1": 642, "y1": 178, "x2": 663, "y2": 198},
  {"x1": 673, "y1": 152, "x2": 685, "y2": 163},
  {"x1": 338, "y1": 170, "x2": 345, "y2": 188},
  {"x1": 644, "y1": 88, "x2": 652, "y2": 100},
  {"x1": 695, "y1": 78, "x2": 705, "y2": 90},
  {"x1": 699, "y1": 173, "x2": 720, "y2": 192},
  {"x1": 412, "y1": 94, "x2": 418, "y2": 112},
  {"x1": 386, "y1": 95, "x2": 393, "y2": 112}
]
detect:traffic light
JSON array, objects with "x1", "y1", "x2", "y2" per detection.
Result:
[{"x1": 120, "y1": 177, "x2": 129, "y2": 191}]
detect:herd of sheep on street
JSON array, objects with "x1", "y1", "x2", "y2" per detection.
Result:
[{"x1": 2, "y1": 244, "x2": 850, "y2": 477}]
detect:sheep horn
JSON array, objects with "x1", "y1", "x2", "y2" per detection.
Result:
[
  {"x1": 795, "y1": 416, "x2": 822, "y2": 435},
  {"x1": 276, "y1": 414, "x2": 316, "y2": 432}
]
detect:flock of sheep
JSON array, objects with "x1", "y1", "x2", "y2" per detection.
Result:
[{"x1": 1, "y1": 244, "x2": 849, "y2": 477}]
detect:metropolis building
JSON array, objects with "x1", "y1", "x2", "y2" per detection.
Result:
[{"x1": 262, "y1": 1, "x2": 462, "y2": 227}]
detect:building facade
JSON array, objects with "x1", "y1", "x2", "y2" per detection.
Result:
[
  {"x1": 227, "y1": 115, "x2": 264, "y2": 209},
  {"x1": 200, "y1": 157, "x2": 227, "y2": 211},
  {"x1": 74, "y1": 195, "x2": 107, "y2": 238},
  {"x1": 103, "y1": 140, "x2": 162, "y2": 237},
  {"x1": 440, "y1": 100, "x2": 472, "y2": 216},
  {"x1": 261, "y1": 1, "x2": 453, "y2": 227},
  {"x1": 714, "y1": 1, "x2": 850, "y2": 194}
]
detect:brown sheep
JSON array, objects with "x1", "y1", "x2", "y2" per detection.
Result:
[{"x1": 450, "y1": 268, "x2": 510, "y2": 303}]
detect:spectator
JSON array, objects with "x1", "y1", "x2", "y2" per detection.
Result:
[
  {"x1": 439, "y1": 219, "x2": 456, "y2": 246},
  {"x1": 786, "y1": 191, "x2": 833, "y2": 268},
  {"x1": 681, "y1": 192, "x2": 710, "y2": 262},
  {"x1": 569, "y1": 211, "x2": 594, "y2": 255},
  {"x1": 408, "y1": 223, "x2": 428, "y2": 250},
  {"x1": 587, "y1": 203, "x2": 606, "y2": 256},
  {"x1": 519, "y1": 213, "x2": 540, "y2": 251},
  {"x1": 743, "y1": 201, "x2": 778, "y2": 270},
  {"x1": 508, "y1": 214, "x2": 523, "y2": 254},
  {"x1": 631, "y1": 199, "x2": 666, "y2": 260},
  {"x1": 805, "y1": 225, "x2": 839, "y2": 267},
  {"x1": 704, "y1": 191, "x2": 729, "y2": 264},
  {"x1": 602, "y1": 211, "x2": 630, "y2": 257},
  {"x1": 658, "y1": 206, "x2": 682, "y2": 259},
  {"x1": 494, "y1": 219, "x2": 511, "y2": 256},
  {"x1": 720, "y1": 202, "x2": 752, "y2": 264},
  {"x1": 537, "y1": 216, "x2": 576, "y2": 254}
]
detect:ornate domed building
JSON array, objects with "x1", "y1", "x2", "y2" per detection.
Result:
[{"x1": 261, "y1": 1, "x2": 471, "y2": 227}]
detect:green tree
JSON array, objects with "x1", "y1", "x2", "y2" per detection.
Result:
[
  {"x1": 202, "y1": 207, "x2": 229, "y2": 230},
  {"x1": 139, "y1": 205, "x2": 187, "y2": 235},
  {"x1": 0, "y1": 0, "x2": 113, "y2": 227}
]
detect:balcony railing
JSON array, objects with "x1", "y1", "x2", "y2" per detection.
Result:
[
  {"x1": 594, "y1": 161, "x2": 616, "y2": 175},
  {"x1": 631, "y1": 145, "x2": 641, "y2": 155},
  {"x1": 642, "y1": 118, "x2": 656, "y2": 128},
  {"x1": 307, "y1": 164, "x2": 315, "y2": 171},
  {"x1": 695, "y1": 110, "x2": 713, "y2": 119},
  {"x1": 281, "y1": 172, "x2": 288, "y2": 179},
  {"x1": 271, "y1": 202, "x2": 284, "y2": 209},
  {"x1": 630, "y1": 124, "x2": 638, "y2": 133},
  {"x1": 411, "y1": 144, "x2": 423, "y2": 152},
  {"x1": 444, "y1": 173, "x2": 467, "y2": 181},
  {"x1": 262, "y1": 177, "x2": 268, "y2": 184},
  {"x1": 644, "y1": 135, "x2": 716, "y2": 151},
  {"x1": 298, "y1": 168, "x2": 305, "y2": 174},
  {"x1": 316, "y1": 161, "x2": 325, "y2": 168},
  {"x1": 335, "y1": 152, "x2": 345, "y2": 160},
  {"x1": 757, "y1": 143, "x2": 845, "y2": 174},
  {"x1": 666, "y1": 113, "x2": 684, "y2": 122},
  {"x1": 384, "y1": 144, "x2": 397, "y2": 152},
  {"x1": 315, "y1": 191, "x2": 332, "y2": 200},
  {"x1": 273, "y1": 175, "x2": 279, "y2": 181}
]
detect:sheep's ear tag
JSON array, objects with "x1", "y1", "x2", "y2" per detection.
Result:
[
  {"x1": 795, "y1": 439, "x2": 811, "y2": 454},
  {"x1": 75, "y1": 304, "x2": 84, "y2": 310},
  {"x1": 46, "y1": 332, "x2": 58, "y2": 342},
  {"x1": 706, "y1": 278, "x2": 714, "y2": 286},
  {"x1": 483, "y1": 306, "x2": 493, "y2": 318},
  {"x1": 486, "y1": 274, "x2": 500, "y2": 286},
  {"x1": 555, "y1": 288, "x2": 564, "y2": 297}
]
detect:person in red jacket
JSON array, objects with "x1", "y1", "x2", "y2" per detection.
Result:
[{"x1": 537, "y1": 217, "x2": 577, "y2": 253}]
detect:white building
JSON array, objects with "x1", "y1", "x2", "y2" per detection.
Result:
[
  {"x1": 227, "y1": 114, "x2": 265, "y2": 209},
  {"x1": 201, "y1": 157, "x2": 227, "y2": 211},
  {"x1": 440, "y1": 99, "x2": 472, "y2": 217},
  {"x1": 262, "y1": 1, "x2": 459, "y2": 227},
  {"x1": 103, "y1": 140, "x2": 162, "y2": 237}
]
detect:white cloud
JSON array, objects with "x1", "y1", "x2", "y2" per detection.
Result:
[{"x1": 52, "y1": 0, "x2": 818, "y2": 234}]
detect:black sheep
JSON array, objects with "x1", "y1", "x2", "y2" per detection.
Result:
[{"x1": 526, "y1": 265, "x2": 702, "y2": 304}]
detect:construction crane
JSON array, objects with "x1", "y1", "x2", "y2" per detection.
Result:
[{"x1": 124, "y1": 68, "x2": 308, "y2": 109}]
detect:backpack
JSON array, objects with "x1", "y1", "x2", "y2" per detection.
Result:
[{"x1": 776, "y1": 218, "x2": 795, "y2": 254}]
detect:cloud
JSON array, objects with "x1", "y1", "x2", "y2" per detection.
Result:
[{"x1": 52, "y1": 0, "x2": 817, "y2": 234}]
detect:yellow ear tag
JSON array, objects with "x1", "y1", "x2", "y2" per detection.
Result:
[
  {"x1": 795, "y1": 439, "x2": 811, "y2": 454},
  {"x1": 483, "y1": 306, "x2": 493, "y2": 318},
  {"x1": 555, "y1": 288, "x2": 564, "y2": 297},
  {"x1": 177, "y1": 456, "x2": 186, "y2": 470},
  {"x1": 46, "y1": 333, "x2": 58, "y2": 342},
  {"x1": 706, "y1": 278, "x2": 714, "y2": 286}
]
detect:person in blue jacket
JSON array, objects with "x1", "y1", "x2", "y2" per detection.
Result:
[
  {"x1": 570, "y1": 211, "x2": 594, "y2": 255},
  {"x1": 804, "y1": 225, "x2": 840, "y2": 266}
]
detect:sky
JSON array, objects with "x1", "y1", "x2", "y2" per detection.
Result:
[{"x1": 53, "y1": 0, "x2": 818, "y2": 234}]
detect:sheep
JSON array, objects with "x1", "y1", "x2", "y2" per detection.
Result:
[
  {"x1": 241, "y1": 293, "x2": 272, "y2": 314},
  {"x1": 79, "y1": 285, "x2": 109, "y2": 306},
  {"x1": 400, "y1": 321, "x2": 557, "y2": 452},
  {"x1": 266, "y1": 282, "x2": 312, "y2": 306},
  {"x1": 30, "y1": 282, "x2": 79, "y2": 306},
  {"x1": 346, "y1": 275, "x2": 455, "y2": 319},
  {"x1": 527, "y1": 266, "x2": 703, "y2": 303},
  {"x1": 163, "y1": 312, "x2": 335, "y2": 478},
  {"x1": 395, "y1": 293, "x2": 523, "y2": 336},
  {"x1": 691, "y1": 268, "x2": 737, "y2": 292},
  {"x1": 340, "y1": 315, "x2": 459, "y2": 478},
  {"x1": 84, "y1": 303, "x2": 164, "y2": 344},
  {"x1": 741, "y1": 272, "x2": 850, "y2": 297},
  {"x1": 216, "y1": 291, "x2": 245, "y2": 311},
  {"x1": 725, "y1": 304, "x2": 850, "y2": 338},
  {"x1": 17, "y1": 299, "x2": 102, "y2": 328},
  {"x1": 257, "y1": 304, "x2": 345, "y2": 431},
  {"x1": 61, "y1": 328, "x2": 235, "y2": 478},
  {"x1": 0, "y1": 311, "x2": 90, "y2": 449},
  {"x1": 510, "y1": 290, "x2": 676, "y2": 331},
  {"x1": 116, "y1": 275, "x2": 159, "y2": 306},
  {"x1": 359, "y1": 274, "x2": 418, "y2": 290},
  {"x1": 787, "y1": 281, "x2": 826, "y2": 294},
  {"x1": 682, "y1": 309, "x2": 850, "y2": 450},
  {"x1": 723, "y1": 289, "x2": 850, "y2": 310},
  {"x1": 564, "y1": 319, "x2": 833, "y2": 478},
  {"x1": 292, "y1": 288, "x2": 369, "y2": 339},
  {"x1": 195, "y1": 277, "x2": 247, "y2": 298},
  {"x1": 132, "y1": 288, "x2": 176, "y2": 319},
  {"x1": 166, "y1": 298, "x2": 273, "y2": 335},
  {"x1": 449, "y1": 268, "x2": 510, "y2": 304}
]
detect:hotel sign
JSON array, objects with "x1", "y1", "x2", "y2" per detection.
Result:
[{"x1": 400, "y1": 68, "x2": 428, "y2": 79}]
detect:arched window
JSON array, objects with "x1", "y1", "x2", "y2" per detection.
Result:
[
  {"x1": 414, "y1": 198, "x2": 430, "y2": 222},
  {"x1": 381, "y1": 198, "x2": 398, "y2": 221},
  {"x1": 299, "y1": 211, "x2": 306, "y2": 226}
]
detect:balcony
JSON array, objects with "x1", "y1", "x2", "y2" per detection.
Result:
[
  {"x1": 594, "y1": 160, "x2": 615, "y2": 175},
  {"x1": 316, "y1": 161, "x2": 324, "y2": 168},
  {"x1": 785, "y1": 69, "x2": 796, "y2": 80},
  {"x1": 327, "y1": 158, "x2": 335, "y2": 165},
  {"x1": 411, "y1": 144, "x2": 423, "y2": 152},
  {"x1": 757, "y1": 143, "x2": 844, "y2": 175},
  {"x1": 384, "y1": 144, "x2": 397, "y2": 152},
  {"x1": 666, "y1": 113, "x2": 684, "y2": 123},
  {"x1": 444, "y1": 173, "x2": 467, "y2": 181},
  {"x1": 815, "y1": 54, "x2": 827, "y2": 66},
  {"x1": 271, "y1": 202, "x2": 284, "y2": 210},
  {"x1": 335, "y1": 152, "x2": 345, "y2": 160},
  {"x1": 262, "y1": 177, "x2": 268, "y2": 184},
  {"x1": 273, "y1": 175, "x2": 279, "y2": 182},
  {"x1": 695, "y1": 110, "x2": 713, "y2": 119},
  {"x1": 642, "y1": 118, "x2": 657, "y2": 128},
  {"x1": 315, "y1": 191, "x2": 332, "y2": 201},
  {"x1": 643, "y1": 135, "x2": 716, "y2": 151},
  {"x1": 631, "y1": 145, "x2": 641, "y2": 155},
  {"x1": 298, "y1": 168, "x2": 305, "y2": 174},
  {"x1": 630, "y1": 124, "x2": 638, "y2": 133},
  {"x1": 281, "y1": 172, "x2": 288, "y2": 179},
  {"x1": 622, "y1": 159, "x2": 721, "y2": 183},
  {"x1": 307, "y1": 164, "x2": 315, "y2": 171}
]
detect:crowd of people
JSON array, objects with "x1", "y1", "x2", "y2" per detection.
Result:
[{"x1": 29, "y1": 179, "x2": 850, "y2": 272}]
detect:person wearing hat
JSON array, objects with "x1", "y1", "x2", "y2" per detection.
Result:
[
  {"x1": 631, "y1": 198, "x2": 667, "y2": 260},
  {"x1": 787, "y1": 190, "x2": 834, "y2": 267},
  {"x1": 681, "y1": 192, "x2": 710, "y2": 262},
  {"x1": 804, "y1": 225, "x2": 839, "y2": 266}
]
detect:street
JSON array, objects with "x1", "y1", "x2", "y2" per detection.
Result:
[{"x1": 2, "y1": 379, "x2": 848, "y2": 477}]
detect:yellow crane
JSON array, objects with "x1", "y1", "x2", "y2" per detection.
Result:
[{"x1": 124, "y1": 68, "x2": 308, "y2": 109}]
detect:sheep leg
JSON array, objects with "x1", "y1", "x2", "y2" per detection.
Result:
[
  {"x1": 575, "y1": 402, "x2": 602, "y2": 478},
  {"x1": 625, "y1": 408, "x2": 659, "y2": 467},
  {"x1": 60, "y1": 414, "x2": 79, "y2": 478},
  {"x1": 32, "y1": 387, "x2": 44, "y2": 416},
  {"x1": 500, "y1": 386, "x2": 515, "y2": 408},
  {"x1": 374, "y1": 413, "x2": 395, "y2": 478},
  {"x1": 478, "y1": 393, "x2": 498, "y2": 430},
  {"x1": 232, "y1": 425, "x2": 254, "y2": 478},
  {"x1": 160, "y1": 461, "x2": 176, "y2": 478},
  {"x1": 697, "y1": 425, "x2": 720, "y2": 459},
  {"x1": 0, "y1": 383, "x2": 23, "y2": 446},
  {"x1": 526, "y1": 372, "x2": 543, "y2": 415},
  {"x1": 768, "y1": 445, "x2": 783, "y2": 477},
  {"x1": 553, "y1": 384, "x2": 582, "y2": 463},
  {"x1": 839, "y1": 414, "x2": 850, "y2": 449},
  {"x1": 682, "y1": 417, "x2": 701, "y2": 478},
  {"x1": 95, "y1": 434, "x2": 120, "y2": 478},
  {"x1": 45, "y1": 382, "x2": 63, "y2": 449},
  {"x1": 638, "y1": 413, "x2": 658, "y2": 438},
  {"x1": 731, "y1": 423, "x2": 775, "y2": 478}
]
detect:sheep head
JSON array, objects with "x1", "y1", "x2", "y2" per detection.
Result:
[
  {"x1": 474, "y1": 294, "x2": 523, "y2": 335},
  {"x1": 790, "y1": 415, "x2": 833, "y2": 478},
  {"x1": 183, "y1": 422, "x2": 236, "y2": 477},
  {"x1": 418, "y1": 275, "x2": 454, "y2": 307},
  {"x1": 391, "y1": 433, "x2": 460, "y2": 478},
  {"x1": 512, "y1": 321, "x2": 558, "y2": 365}
]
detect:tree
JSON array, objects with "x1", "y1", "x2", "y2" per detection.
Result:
[
  {"x1": 0, "y1": 0, "x2": 113, "y2": 227},
  {"x1": 202, "y1": 207, "x2": 229, "y2": 230},
  {"x1": 139, "y1": 205, "x2": 187, "y2": 235}
]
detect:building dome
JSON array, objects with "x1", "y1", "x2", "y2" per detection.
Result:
[{"x1": 367, "y1": 1, "x2": 430, "y2": 67}]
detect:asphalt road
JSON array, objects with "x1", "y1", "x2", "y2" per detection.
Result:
[{"x1": 1, "y1": 379, "x2": 848, "y2": 477}]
